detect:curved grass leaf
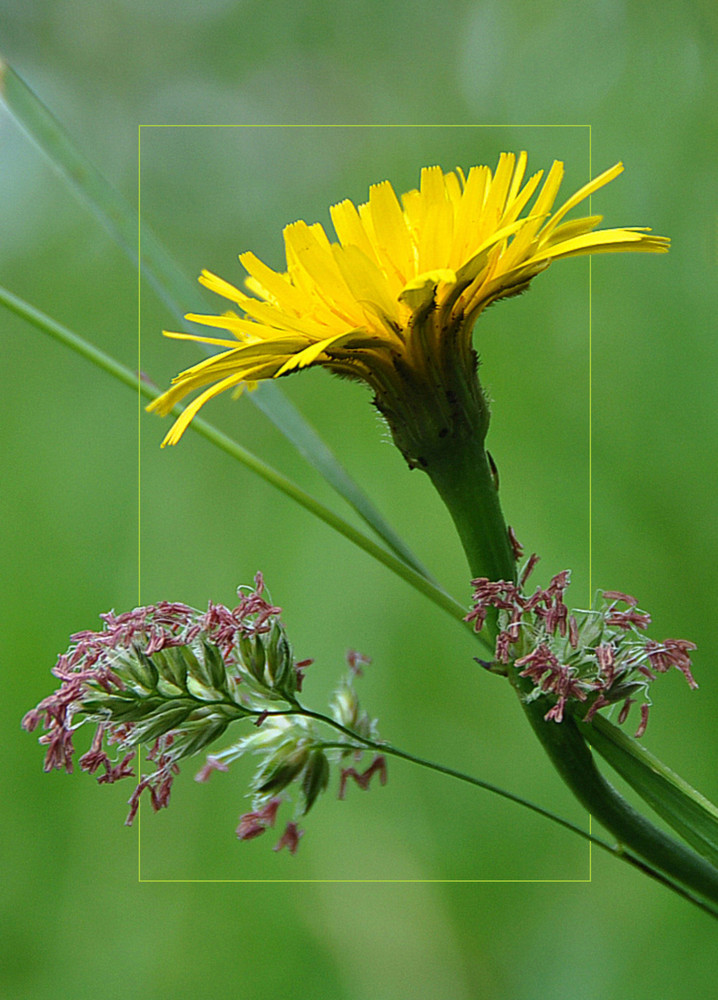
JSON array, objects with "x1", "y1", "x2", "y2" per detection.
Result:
[
  {"x1": 0, "y1": 284, "x2": 474, "y2": 636},
  {"x1": 582, "y1": 713, "x2": 718, "y2": 868},
  {"x1": 250, "y1": 382, "x2": 435, "y2": 579},
  {"x1": 0, "y1": 57, "x2": 430, "y2": 580}
]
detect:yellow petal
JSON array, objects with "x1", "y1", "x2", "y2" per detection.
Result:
[
  {"x1": 283, "y1": 220, "x2": 361, "y2": 323},
  {"x1": 528, "y1": 228, "x2": 670, "y2": 263},
  {"x1": 331, "y1": 243, "x2": 402, "y2": 326},
  {"x1": 160, "y1": 372, "x2": 256, "y2": 446},
  {"x1": 330, "y1": 198, "x2": 377, "y2": 262},
  {"x1": 540, "y1": 162, "x2": 624, "y2": 242},
  {"x1": 184, "y1": 310, "x2": 304, "y2": 340},
  {"x1": 444, "y1": 169, "x2": 462, "y2": 209},
  {"x1": 416, "y1": 166, "x2": 454, "y2": 272},
  {"x1": 198, "y1": 270, "x2": 248, "y2": 305},
  {"x1": 481, "y1": 153, "x2": 517, "y2": 226},
  {"x1": 500, "y1": 169, "x2": 544, "y2": 227},
  {"x1": 368, "y1": 180, "x2": 415, "y2": 284},
  {"x1": 450, "y1": 165, "x2": 490, "y2": 264},
  {"x1": 162, "y1": 329, "x2": 246, "y2": 349},
  {"x1": 275, "y1": 329, "x2": 370, "y2": 375},
  {"x1": 399, "y1": 269, "x2": 456, "y2": 311},
  {"x1": 505, "y1": 151, "x2": 528, "y2": 207},
  {"x1": 543, "y1": 215, "x2": 603, "y2": 248},
  {"x1": 239, "y1": 251, "x2": 308, "y2": 313},
  {"x1": 532, "y1": 160, "x2": 565, "y2": 218}
]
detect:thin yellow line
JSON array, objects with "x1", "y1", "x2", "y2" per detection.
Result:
[
  {"x1": 137, "y1": 124, "x2": 142, "y2": 613},
  {"x1": 588, "y1": 123, "x2": 593, "y2": 601},
  {"x1": 137, "y1": 124, "x2": 593, "y2": 130},
  {"x1": 137, "y1": 122, "x2": 143, "y2": 883},
  {"x1": 137, "y1": 123, "x2": 595, "y2": 886},
  {"x1": 588, "y1": 124, "x2": 593, "y2": 883},
  {"x1": 137, "y1": 878, "x2": 593, "y2": 885}
]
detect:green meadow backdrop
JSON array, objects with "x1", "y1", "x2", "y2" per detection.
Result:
[{"x1": 2, "y1": 3, "x2": 716, "y2": 998}]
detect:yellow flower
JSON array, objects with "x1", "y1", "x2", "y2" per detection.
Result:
[{"x1": 148, "y1": 153, "x2": 668, "y2": 447}]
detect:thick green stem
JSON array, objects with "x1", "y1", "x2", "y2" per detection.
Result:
[
  {"x1": 511, "y1": 672, "x2": 718, "y2": 904},
  {"x1": 428, "y1": 427, "x2": 718, "y2": 908},
  {"x1": 424, "y1": 438, "x2": 516, "y2": 584},
  {"x1": 375, "y1": 327, "x2": 516, "y2": 585}
]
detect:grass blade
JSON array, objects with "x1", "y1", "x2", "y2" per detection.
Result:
[
  {"x1": 251, "y1": 383, "x2": 436, "y2": 580},
  {"x1": 0, "y1": 58, "x2": 429, "y2": 579},
  {"x1": 0, "y1": 284, "x2": 475, "y2": 636},
  {"x1": 0, "y1": 58, "x2": 205, "y2": 315},
  {"x1": 582, "y1": 713, "x2": 718, "y2": 867}
]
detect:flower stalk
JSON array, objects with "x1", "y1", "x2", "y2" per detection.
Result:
[
  {"x1": 367, "y1": 284, "x2": 517, "y2": 584},
  {"x1": 511, "y1": 669, "x2": 718, "y2": 903},
  {"x1": 421, "y1": 431, "x2": 516, "y2": 586},
  {"x1": 306, "y1": 717, "x2": 718, "y2": 917},
  {"x1": 431, "y1": 446, "x2": 718, "y2": 906}
]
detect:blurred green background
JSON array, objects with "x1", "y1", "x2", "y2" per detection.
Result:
[{"x1": 2, "y1": 2, "x2": 717, "y2": 997}]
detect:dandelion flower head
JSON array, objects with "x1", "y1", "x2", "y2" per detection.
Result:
[{"x1": 148, "y1": 152, "x2": 668, "y2": 446}]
